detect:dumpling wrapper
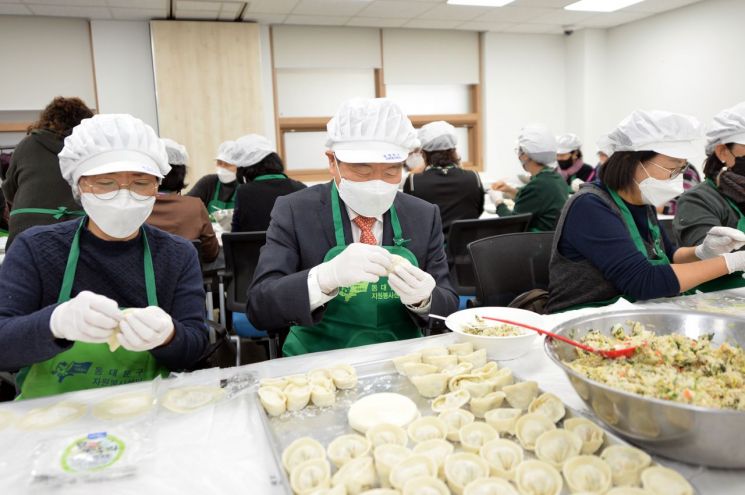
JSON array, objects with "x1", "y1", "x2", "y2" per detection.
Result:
[
  {"x1": 108, "y1": 307, "x2": 137, "y2": 352},
  {"x1": 162, "y1": 385, "x2": 225, "y2": 414},
  {"x1": 18, "y1": 401, "x2": 87, "y2": 430},
  {"x1": 348, "y1": 393, "x2": 419, "y2": 434},
  {"x1": 92, "y1": 391, "x2": 155, "y2": 421}
]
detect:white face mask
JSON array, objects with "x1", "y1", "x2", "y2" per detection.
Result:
[
  {"x1": 637, "y1": 173, "x2": 684, "y2": 206},
  {"x1": 216, "y1": 167, "x2": 237, "y2": 184},
  {"x1": 335, "y1": 161, "x2": 399, "y2": 218},
  {"x1": 80, "y1": 191, "x2": 155, "y2": 239}
]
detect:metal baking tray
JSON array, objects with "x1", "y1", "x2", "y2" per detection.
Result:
[{"x1": 255, "y1": 353, "x2": 699, "y2": 495}]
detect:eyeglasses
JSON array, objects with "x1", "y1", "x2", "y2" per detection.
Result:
[
  {"x1": 643, "y1": 160, "x2": 688, "y2": 180},
  {"x1": 81, "y1": 178, "x2": 158, "y2": 201}
]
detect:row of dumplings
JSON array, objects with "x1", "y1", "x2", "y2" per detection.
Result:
[{"x1": 258, "y1": 365, "x2": 358, "y2": 416}]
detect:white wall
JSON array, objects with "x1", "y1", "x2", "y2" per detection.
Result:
[
  {"x1": 90, "y1": 20, "x2": 158, "y2": 131},
  {"x1": 481, "y1": 33, "x2": 566, "y2": 181}
]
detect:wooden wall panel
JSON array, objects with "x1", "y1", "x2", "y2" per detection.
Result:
[{"x1": 150, "y1": 21, "x2": 264, "y2": 181}]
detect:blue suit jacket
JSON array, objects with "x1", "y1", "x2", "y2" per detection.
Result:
[{"x1": 247, "y1": 181, "x2": 459, "y2": 330}]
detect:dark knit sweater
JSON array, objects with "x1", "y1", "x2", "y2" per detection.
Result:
[{"x1": 0, "y1": 219, "x2": 208, "y2": 372}]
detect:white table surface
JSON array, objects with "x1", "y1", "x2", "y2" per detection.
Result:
[{"x1": 1, "y1": 296, "x2": 744, "y2": 494}]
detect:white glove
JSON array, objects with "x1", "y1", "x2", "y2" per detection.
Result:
[
  {"x1": 488, "y1": 190, "x2": 504, "y2": 206},
  {"x1": 212, "y1": 209, "x2": 234, "y2": 233},
  {"x1": 722, "y1": 251, "x2": 745, "y2": 276},
  {"x1": 388, "y1": 262, "x2": 436, "y2": 306},
  {"x1": 117, "y1": 306, "x2": 174, "y2": 351},
  {"x1": 571, "y1": 178, "x2": 584, "y2": 193},
  {"x1": 317, "y1": 243, "x2": 392, "y2": 293},
  {"x1": 50, "y1": 291, "x2": 120, "y2": 344},
  {"x1": 695, "y1": 226, "x2": 745, "y2": 260}
]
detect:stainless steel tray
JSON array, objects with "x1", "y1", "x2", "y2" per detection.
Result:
[{"x1": 256, "y1": 354, "x2": 698, "y2": 495}]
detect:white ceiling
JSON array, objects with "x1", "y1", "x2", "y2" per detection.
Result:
[{"x1": 0, "y1": 0, "x2": 704, "y2": 32}]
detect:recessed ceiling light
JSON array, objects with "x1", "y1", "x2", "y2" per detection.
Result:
[
  {"x1": 447, "y1": 0, "x2": 516, "y2": 7},
  {"x1": 564, "y1": 0, "x2": 645, "y2": 12}
]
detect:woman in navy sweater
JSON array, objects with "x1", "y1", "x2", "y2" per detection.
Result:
[
  {"x1": 548, "y1": 110, "x2": 745, "y2": 313},
  {"x1": 0, "y1": 114, "x2": 208, "y2": 399}
]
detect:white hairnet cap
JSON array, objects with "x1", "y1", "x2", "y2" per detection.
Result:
[
  {"x1": 608, "y1": 109, "x2": 701, "y2": 160},
  {"x1": 596, "y1": 134, "x2": 614, "y2": 157},
  {"x1": 418, "y1": 121, "x2": 458, "y2": 152},
  {"x1": 234, "y1": 134, "x2": 276, "y2": 167},
  {"x1": 518, "y1": 124, "x2": 557, "y2": 165},
  {"x1": 326, "y1": 98, "x2": 418, "y2": 164},
  {"x1": 556, "y1": 133, "x2": 582, "y2": 154},
  {"x1": 162, "y1": 138, "x2": 188, "y2": 166},
  {"x1": 215, "y1": 140, "x2": 235, "y2": 162},
  {"x1": 59, "y1": 114, "x2": 170, "y2": 190},
  {"x1": 705, "y1": 102, "x2": 745, "y2": 155}
]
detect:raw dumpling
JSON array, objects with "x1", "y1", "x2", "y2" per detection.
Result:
[
  {"x1": 533, "y1": 429, "x2": 583, "y2": 469},
  {"x1": 438, "y1": 408, "x2": 475, "y2": 442},
  {"x1": 282, "y1": 437, "x2": 326, "y2": 473},
  {"x1": 402, "y1": 476, "x2": 450, "y2": 495},
  {"x1": 285, "y1": 383, "x2": 312, "y2": 411},
  {"x1": 459, "y1": 422, "x2": 499, "y2": 453},
  {"x1": 287, "y1": 374, "x2": 310, "y2": 387},
  {"x1": 463, "y1": 478, "x2": 519, "y2": 495},
  {"x1": 458, "y1": 348, "x2": 488, "y2": 368},
  {"x1": 472, "y1": 362, "x2": 499, "y2": 378},
  {"x1": 407, "y1": 416, "x2": 448, "y2": 443},
  {"x1": 487, "y1": 368, "x2": 514, "y2": 391},
  {"x1": 393, "y1": 353, "x2": 423, "y2": 375},
  {"x1": 444, "y1": 453, "x2": 490, "y2": 495},
  {"x1": 606, "y1": 488, "x2": 655, "y2": 495},
  {"x1": 311, "y1": 383, "x2": 336, "y2": 407},
  {"x1": 640, "y1": 466, "x2": 693, "y2": 495},
  {"x1": 410, "y1": 373, "x2": 449, "y2": 398},
  {"x1": 562, "y1": 455, "x2": 612, "y2": 495},
  {"x1": 308, "y1": 485, "x2": 346, "y2": 495},
  {"x1": 459, "y1": 379, "x2": 494, "y2": 399},
  {"x1": 259, "y1": 386, "x2": 287, "y2": 416},
  {"x1": 422, "y1": 354, "x2": 459, "y2": 370},
  {"x1": 327, "y1": 434, "x2": 371, "y2": 468},
  {"x1": 260, "y1": 377, "x2": 288, "y2": 390},
  {"x1": 431, "y1": 389, "x2": 471, "y2": 413},
  {"x1": 601, "y1": 445, "x2": 652, "y2": 487},
  {"x1": 360, "y1": 490, "x2": 400, "y2": 495},
  {"x1": 412, "y1": 439, "x2": 454, "y2": 475},
  {"x1": 502, "y1": 381, "x2": 538, "y2": 410},
  {"x1": 514, "y1": 412, "x2": 556, "y2": 451},
  {"x1": 290, "y1": 458, "x2": 331, "y2": 495},
  {"x1": 389, "y1": 455, "x2": 438, "y2": 491},
  {"x1": 332, "y1": 456, "x2": 377, "y2": 495},
  {"x1": 442, "y1": 362, "x2": 474, "y2": 378},
  {"x1": 484, "y1": 408, "x2": 522, "y2": 436},
  {"x1": 374, "y1": 444, "x2": 412, "y2": 488},
  {"x1": 366, "y1": 423, "x2": 408, "y2": 448},
  {"x1": 515, "y1": 460, "x2": 563, "y2": 495},
  {"x1": 448, "y1": 342, "x2": 475, "y2": 356},
  {"x1": 528, "y1": 393, "x2": 565, "y2": 423},
  {"x1": 331, "y1": 365, "x2": 358, "y2": 390},
  {"x1": 420, "y1": 347, "x2": 449, "y2": 359},
  {"x1": 307, "y1": 369, "x2": 333, "y2": 385},
  {"x1": 401, "y1": 362, "x2": 439, "y2": 378},
  {"x1": 563, "y1": 418, "x2": 605, "y2": 455},
  {"x1": 479, "y1": 438, "x2": 524, "y2": 481},
  {"x1": 470, "y1": 391, "x2": 506, "y2": 418}
]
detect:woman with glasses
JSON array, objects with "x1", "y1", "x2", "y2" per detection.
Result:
[
  {"x1": 0, "y1": 114, "x2": 208, "y2": 399},
  {"x1": 547, "y1": 110, "x2": 745, "y2": 313},
  {"x1": 673, "y1": 103, "x2": 745, "y2": 291}
]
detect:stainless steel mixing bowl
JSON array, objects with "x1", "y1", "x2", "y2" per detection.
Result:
[{"x1": 545, "y1": 308, "x2": 745, "y2": 468}]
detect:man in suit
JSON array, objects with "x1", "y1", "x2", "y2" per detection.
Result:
[{"x1": 247, "y1": 98, "x2": 459, "y2": 356}]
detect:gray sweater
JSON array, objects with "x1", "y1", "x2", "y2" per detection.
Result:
[{"x1": 673, "y1": 181, "x2": 740, "y2": 247}]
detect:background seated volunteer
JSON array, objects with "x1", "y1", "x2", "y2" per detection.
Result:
[
  {"x1": 403, "y1": 120, "x2": 484, "y2": 235},
  {"x1": 0, "y1": 114, "x2": 208, "y2": 400},
  {"x1": 247, "y1": 98, "x2": 459, "y2": 356},
  {"x1": 230, "y1": 134, "x2": 306, "y2": 232},
  {"x1": 186, "y1": 139, "x2": 240, "y2": 230},
  {"x1": 2, "y1": 96, "x2": 94, "y2": 247},
  {"x1": 489, "y1": 124, "x2": 570, "y2": 232},
  {"x1": 147, "y1": 138, "x2": 219, "y2": 263},
  {"x1": 556, "y1": 133, "x2": 595, "y2": 192},
  {"x1": 547, "y1": 110, "x2": 745, "y2": 314}
]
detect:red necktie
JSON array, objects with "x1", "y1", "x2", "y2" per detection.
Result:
[{"x1": 353, "y1": 216, "x2": 377, "y2": 245}]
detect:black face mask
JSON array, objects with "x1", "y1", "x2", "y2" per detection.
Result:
[
  {"x1": 557, "y1": 158, "x2": 574, "y2": 170},
  {"x1": 730, "y1": 156, "x2": 745, "y2": 177}
]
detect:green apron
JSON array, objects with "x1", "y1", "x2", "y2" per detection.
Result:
[
  {"x1": 692, "y1": 179, "x2": 745, "y2": 292},
  {"x1": 10, "y1": 206, "x2": 85, "y2": 220},
  {"x1": 16, "y1": 218, "x2": 169, "y2": 400},
  {"x1": 282, "y1": 184, "x2": 422, "y2": 356},
  {"x1": 207, "y1": 181, "x2": 236, "y2": 220},
  {"x1": 557, "y1": 189, "x2": 672, "y2": 313}
]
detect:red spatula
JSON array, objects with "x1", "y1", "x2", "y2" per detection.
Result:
[{"x1": 480, "y1": 316, "x2": 638, "y2": 359}]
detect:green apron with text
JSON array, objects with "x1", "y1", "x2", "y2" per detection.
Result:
[
  {"x1": 692, "y1": 179, "x2": 745, "y2": 292},
  {"x1": 282, "y1": 185, "x2": 422, "y2": 356},
  {"x1": 207, "y1": 181, "x2": 236, "y2": 221},
  {"x1": 557, "y1": 189, "x2": 672, "y2": 313},
  {"x1": 16, "y1": 218, "x2": 169, "y2": 400}
]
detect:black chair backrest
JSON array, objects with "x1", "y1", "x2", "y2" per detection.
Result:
[
  {"x1": 190, "y1": 239, "x2": 203, "y2": 268},
  {"x1": 658, "y1": 218, "x2": 675, "y2": 243},
  {"x1": 222, "y1": 231, "x2": 267, "y2": 312},
  {"x1": 468, "y1": 231, "x2": 554, "y2": 307},
  {"x1": 446, "y1": 214, "x2": 532, "y2": 295}
]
